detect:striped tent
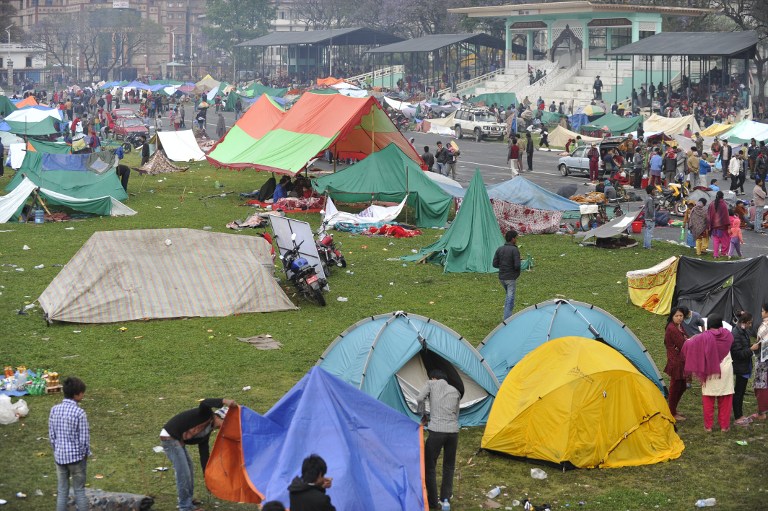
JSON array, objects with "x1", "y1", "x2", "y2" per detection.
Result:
[
  {"x1": 207, "y1": 91, "x2": 422, "y2": 175},
  {"x1": 39, "y1": 229, "x2": 297, "y2": 323}
]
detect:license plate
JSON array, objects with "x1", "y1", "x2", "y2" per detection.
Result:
[{"x1": 306, "y1": 275, "x2": 318, "y2": 284}]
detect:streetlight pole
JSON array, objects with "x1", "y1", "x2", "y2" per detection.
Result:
[
  {"x1": 5, "y1": 24, "x2": 13, "y2": 89},
  {"x1": 170, "y1": 28, "x2": 176, "y2": 81}
]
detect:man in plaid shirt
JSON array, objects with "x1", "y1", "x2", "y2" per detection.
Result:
[{"x1": 49, "y1": 377, "x2": 90, "y2": 511}]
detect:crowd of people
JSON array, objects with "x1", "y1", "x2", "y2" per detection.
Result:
[{"x1": 663, "y1": 306, "x2": 767, "y2": 432}]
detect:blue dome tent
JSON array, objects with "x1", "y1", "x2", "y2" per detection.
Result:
[
  {"x1": 478, "y1": 299, "x2": 666, "y2": 395},
  {"x1": 317, "y1": 311, "x2": 500, "y2": 427}
]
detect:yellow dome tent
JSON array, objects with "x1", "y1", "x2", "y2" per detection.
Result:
[{"x1": 482, "y1": 336, "x2": 684, "y2": 469}]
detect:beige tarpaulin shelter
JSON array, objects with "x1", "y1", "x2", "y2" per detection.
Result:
[
  {"x1": 643, "y1": 114, "x2": 701, "y2": 136},
  {"x1": 196, "y1": 74, "x2": 221, "y2": 92},
  {"x1": 548, "y1": 126, "x2": 600, "y2": 149},
  {"x1": 39, "y1": 228, "x2": 297, "y2": 323}
]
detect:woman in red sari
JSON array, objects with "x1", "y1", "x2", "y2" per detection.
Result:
[{"x1": 664, "y1": 307, "x2": 689, "y2": 421}]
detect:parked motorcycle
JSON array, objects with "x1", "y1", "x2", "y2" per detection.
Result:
[
  {"x1": 122, "y1": 132, "x2": 148, "y2": 153},
  {"x1": 279, "y1": 233, "x2": 327, "y2": 306},
  {"x1": 315, "y1": 215, "x2": 346, "y2": 276},
  {"x1": 655, "y1": 180, "x2": 689, "y2": 216}
]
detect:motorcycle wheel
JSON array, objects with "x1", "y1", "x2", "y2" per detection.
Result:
[
  {"x1": 312, "y1": 288, "x2": 326, "y2": 306},
  {"x1": 674, "y1": 201, "x2": 688, "y2": 216},
  {"x1": 339, "y1": 255, "x2": 347, "y2": 268}
]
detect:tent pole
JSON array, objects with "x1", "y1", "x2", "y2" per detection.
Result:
[{"x1": 405, "y1": 164, "x2": 409, "y2": 225}]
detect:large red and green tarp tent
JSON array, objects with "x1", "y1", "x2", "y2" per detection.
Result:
[
  {"x1": 208, "y1": 94, "x2": 286, "y2": 159},
  {"x1": 206, "y1": 91, "x2": 423, "y2": 175}
]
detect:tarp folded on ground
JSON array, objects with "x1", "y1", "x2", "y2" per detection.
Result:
[
  {"x1": 209, "y1": 92, "x2": 421, "y2": 175},
  {"x1": 322, "y1": 196, "x2": 406, "y2": 227},
  {"x1": 39, "y1": 229, "x2": 297, "y2": 323},
  {"x1": 482, "y1": 336, "x2": 683, "y2": 469},
  {"x1": 312, "y1": 143, "x2": 451, "y2": 228},
  {"x1": 205, "y1": 367, "x2": 426, "y2": 510},
  {"x1": 547, "y1": 126, "x2": 601, "y2": 148},
  {"x1": 643, "y1": 114, "x2": 700, "y2": 136},
  {"x1": 156, "y1": 130, "x2": 205, "y2": 161},
  {"x1": 403, "y1": 170, "x2": 503, "y2": 273},
  {"x1": 626, "y1": 256, "x2": 679, "y2": 315},
  {"x1": 6, "y1": 152, "x2": 127, "y2": 201},
  {"x1": 576, "y1": 210, "x2": 640, "y2": 243}
]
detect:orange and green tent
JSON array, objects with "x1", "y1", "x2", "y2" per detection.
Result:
[
  {"x1": 208, "y1": 94, "x2": 285, "y2": 156},
  {"x1": 206, "y1": 91, "x2": 422, "y2": 175}
]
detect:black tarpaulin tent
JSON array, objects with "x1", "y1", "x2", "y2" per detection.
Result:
[{"x1": 672, "y1": 256, "x2": 768, "y2": 325}]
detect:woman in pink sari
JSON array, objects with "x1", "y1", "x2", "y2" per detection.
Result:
[
  {"x1": 682, "y1": 314, "x2": 734, "y2": 432},
  {"x1": 707, "y1": 191, "x2": 730, "y2": 258}
]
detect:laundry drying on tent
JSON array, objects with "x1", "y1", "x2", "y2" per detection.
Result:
[
  {"x1": 205, "y1": 367, "x2": 427, "y2": 510},
  {"x1": 487, "y1": 176, "x2": 580, "y2": 234},
  {"x1": 312, "y1": 143, "x2": 452, "y2": 228},
  {"x1": 482, "y1": 336, "x2": 684, "y2": 469},
  {"x1": 626, "y1": 256, "x2": 680, "y2": 315},
  {"x1": 38, "y1": 228, "x2": 297, "y2": 323},
  {"x1": 478, "y1": 298, "x2": 666, "y2": 394},
  {"x1": 317, "y1": 311, "x2": 499, "y2": 427}
]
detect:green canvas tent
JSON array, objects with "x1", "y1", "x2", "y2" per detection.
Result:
[
  {"x1": 312, "y1": 143, "x2": 452, "y2": 228},
  {"x1": 580, "y1": 113, "x2": 641, "y2": 135},
  {"x1": 6, "y1": 116, "x2": 60, "y2": 136},
  {"x1": 0, "y1": 95, "x2": 17, "y2": 116},
  {"x1": 28, "y1": 139, "x2": 72, "y2": 154},
  {"x1": 403, "y1": 170, "x2": 504, "y2": 273},
  {"x1": 6, "y1": 152, "x2": 128, "y2": 201},
  {"x1": 468, "y1": 93, "x2": 517, "y2": 108},
  {"x1": 241, "y1": 82, "x2": 287, "y2": 98}
]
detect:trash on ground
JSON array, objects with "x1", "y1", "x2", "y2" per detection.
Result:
[
  {"x1": 530, "y1": 468, "x2": 547, "y2": 479},
  {"x1": 237, "y1": 335, "x2": 282, "y2": 350},
  {"x1": 486, "y1": 486, "x2": 501, "y2": 499},
  {"x1": 22, "y1": 245, "x2": 30, "y2": 250},
  {"x1": 482, "y1": 499, "x2": 502, "y2": 509},
  {"x1": 152, "y1": 467, "x2": 169, "y2": 472},
  {"x1": 337, "y1": 296, "x2": 348, "y2": 302},
  {"x1": 152, "y1": 446, "x2": 164, "y2": 453}
]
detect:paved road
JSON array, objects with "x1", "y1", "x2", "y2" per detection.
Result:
[{"x1": 132, "y1": 102, "x2": 768, "y2": 258}]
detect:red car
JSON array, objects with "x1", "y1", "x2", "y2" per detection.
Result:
[
  {"x1": 111, "y1": 108, "x2": 137, "y2": 120},
  {"x1": 113, "y1": 117, "x2": 148, "y2": 139}
]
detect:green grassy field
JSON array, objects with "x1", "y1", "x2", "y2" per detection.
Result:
[{"x1": 0, "y1": 152, "x2": 765, "y2": 511}]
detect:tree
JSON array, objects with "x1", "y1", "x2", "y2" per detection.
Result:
[
  {"x1": 24, "y1": 16, "x2": 77, "y2": 73},
  {"x1": 79, "y1": 9, "x2": 163, "y2": 82},
  {"x1": 708, "y1": 0, "x2": 768, "y2": 104},
  {"x1": 205, "y1": 0, "x2": 276, "y2": 57}
]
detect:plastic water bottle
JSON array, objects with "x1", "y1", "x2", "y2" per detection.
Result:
[
  {"x1": 486, "y1": 486, "x2": 501, "y2": 499},
  {"x1": 34, "y1": 209, "x2": 44, "y2": 224},
  {"x1": 441, "y1": 499, "x2": 450, "y2": 511},
  {"x1": 695, "y1": 498, "x2": 716, "y2": 507}
]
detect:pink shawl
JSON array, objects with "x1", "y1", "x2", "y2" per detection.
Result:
[{"x1": 682, "y1": 327, "x2": 733, "y2": 382}]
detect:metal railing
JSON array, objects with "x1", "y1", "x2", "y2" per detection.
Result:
[
  {"x1": 435, "y1": 68, "x2": 507, "y2": 98},
  {"x1": 347, "y1": 65, "x2": 404, "y2": 85}
]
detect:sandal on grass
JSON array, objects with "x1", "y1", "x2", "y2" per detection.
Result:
[
  {"x1": 749, "y1": 413, "x2": 767, "y2": 421},
  {"x1": 734, "y1": 417, "x2": 752, "y2": 426}
]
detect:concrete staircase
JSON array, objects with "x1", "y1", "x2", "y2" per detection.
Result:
[{"x1": 466, "y1": 60, "x2": 678, "y2": 113}]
